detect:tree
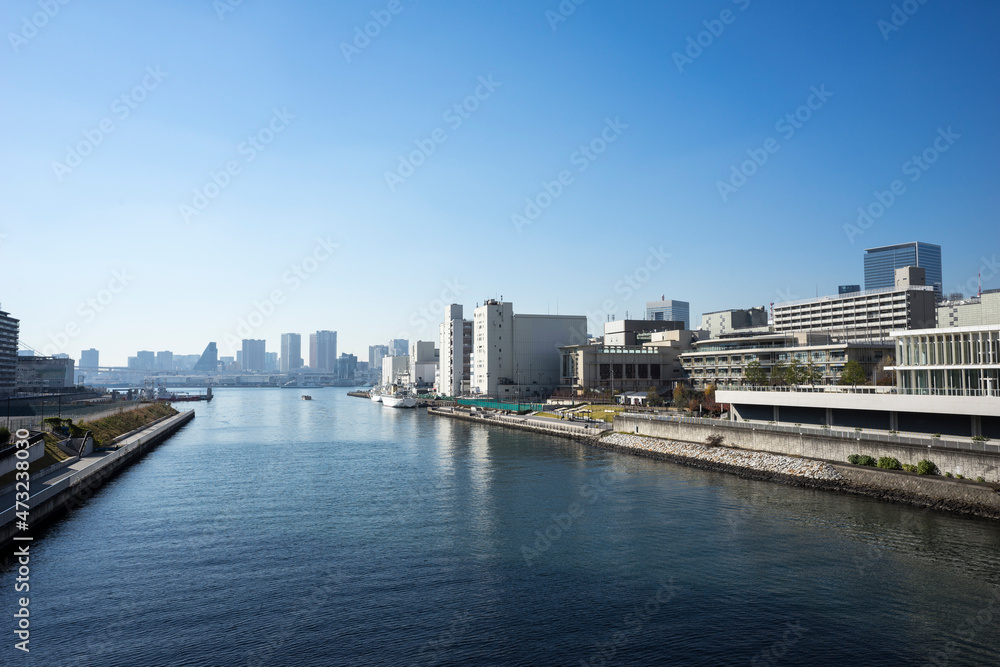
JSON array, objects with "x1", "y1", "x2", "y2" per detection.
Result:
[
  {"x1": 744, "y1": 360, "x2": 767, "y2": 386},
  {"x1": 784, "y1": 358, "x2": 808, "y2": 386},
  {"x1": 874, "y1": 356, "x2": 894, "y2": 386},
  {"x1": 703, "y1": 383, "x2": 719, "y2": 414},
  {"x1": 672, "y1": 384, "x2": 686, "y2": 406},
  {"x1": 839, "y1": 360, "x2": 867, "y2": 386},
  {"x1": 646, "y1": 386, "x2": 664, "y2": 407},
  {"x1": 803, "y1": 361, "x2": 823, "y2": 385},
  {"x1": 770, "y1": 361, "x2": 788, "y2": 386}
]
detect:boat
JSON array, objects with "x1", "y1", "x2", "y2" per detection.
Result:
[
  {"x1": 382, "y1": 393, "x2": 417, "y2": 408},
  {"x1": 282, "y1": 380, "x2": 322, "y2": 389},
  {"x1": 151, "y1": 382, "x2": 213, "y2": 402},
  {"x1": 369, "y1": 386, "x2": 382, "y2": 402},
  {"x1": 301, "y1": 395, "x2": 312, "y2": 401}
]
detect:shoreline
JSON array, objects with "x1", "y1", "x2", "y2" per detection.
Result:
[{"x1": 428, "y1": 406, "x2": 1000, "y2": 521}]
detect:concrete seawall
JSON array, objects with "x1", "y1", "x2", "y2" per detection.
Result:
[
  {"x1": 616, "y1": 415, "x2": 1000, "y2": 482},
  {"x1": 1, "y1": 410, "x2": 195, "y2": 554},
  {"x1": 428, "y1": 407, "x2": 606, "y2": 441}
]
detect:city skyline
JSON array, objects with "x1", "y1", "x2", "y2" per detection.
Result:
[{"x1": 3, "y1": 1, "x2": 998, "y2": 365}]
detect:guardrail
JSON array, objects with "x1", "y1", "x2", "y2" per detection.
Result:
[{"x1": 616, "y1": 412, "x2": 1000, "y2": 456}]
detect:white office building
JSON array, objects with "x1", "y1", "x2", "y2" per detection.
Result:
[
  {"x1": 409, "y1": 340, "x2": 439, "y2": 388},
  {"x1": 471, "y1": 300, "x2": 587, "y2": 399},
  {"x1": 438, "y1": 304, "x2": 472, "y2": 396}
]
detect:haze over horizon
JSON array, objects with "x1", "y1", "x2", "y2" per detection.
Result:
[{"x1": 3, "y1": 0, "x2": 998, "y2": 366}]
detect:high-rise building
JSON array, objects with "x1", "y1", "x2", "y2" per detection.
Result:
[
  {"x1": 136, "y1": 350, "x2": 155, "y2": 369},
  {"x1": 80, "y1": 348, "x2": 99, "y2": 368},
  {"x1": 368, "y1": 344, "x2": 389, "y2": 374},
  {"x1": 409, "y1": 340, "x2": 439, "y2": 388},
  {"x1": 193, "y1": 343, "x2": 219, "y2": 372},
  {"x1": 309, "y1": 331, "x2": 337, "y2": 371},
  {"x1": 438, "y1": 304, "x2": 472, "y2": 396},
  {"x1": 864, "y1": 242, "x2": 942, "y2": 297},
  {"x1": 337, "y1": 353, "x2": 357, "y2": 380},
  {"x1": 280, "y1": 333, "x2": 303, "y2": 373},
  {"x1": 389, "y1": 338, "x2": 409, "y2": 357},
  {"x1": 471, "y1": 300, "x2": 588, "y2": 399},
  {"x1": 241, "y1": 339, "x2": 266, "y2": 372},
  {"x1": 156, "y1": 350, "x2": 174, "y2": 370},
  {"x1": 645, "y1": 298, "x2": 690, "y2": 329},
  {"x1": 0, "y1": 305, "x2": 18, "y2": 397},
  {"x1": 265, "y1": 351, "x2": 279, "y2": 372}
]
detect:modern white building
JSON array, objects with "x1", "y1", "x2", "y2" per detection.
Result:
[
  {"x1": 471, "y1": 300, "x2": 587, "y2": 399},
  {"x1": 700, "y1": 307, "x2": 768, "y2": 338},
  {"x1": 381, "y1": 355, "x2": 410, "y2": 387},
  {"x1": 890, "y1": 324, "x2": 1000, "y2": 397},
  {"x1": 438, "y1": 304, "x2": 472, "y2": 396},
  {"x1": 409, "y1": 340, "x2": 439, "y2": 388},
  {"x1": 280, "y1": 333, "x2": 303, "y2": 373},
  {"x1": 773, "y1": 267, "x2": 936, "y2": 341}
]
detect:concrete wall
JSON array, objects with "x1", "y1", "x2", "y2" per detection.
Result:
[
  {"x1": 0, "y1": 433, "x2": 44, "y2": 477},
  {"x1": 616, "y1": 415, "x2": 1000, "y2": 482}
]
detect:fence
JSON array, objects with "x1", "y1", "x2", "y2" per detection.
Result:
[{"x1": 617, "y1": 412, "x2": 1000, "y2": 456}]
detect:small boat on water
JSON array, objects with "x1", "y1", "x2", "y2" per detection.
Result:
[
  {"x1": 382, "y1": 393, "x2": 417, "y2": 408},
  {"x1": 369, "y1": 387, "x2": 382, "y2": 403},
  {"x1": 301, "y1": 395, "x2": 312, "y2": 401}
]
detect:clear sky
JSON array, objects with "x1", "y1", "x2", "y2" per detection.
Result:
[{"x1": 3, "y1": 0, "x2": 998, "y2": 366}]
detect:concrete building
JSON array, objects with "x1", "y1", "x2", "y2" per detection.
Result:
[
  {"x1": 80, "y1": 348, "x2": 99, "y2": 369},
  {"x1": 381, "y1": 355, "x2": 410, "y2": 387},
  {"x1": 16, "y1": 355, "x2": 75, "y2": 393},
  {"x1": 936, "y1": 289, "x2": 1000, "y2": 328},
  {"x1": 680, "y1": 332, "x2": 893, "y2": 390},
  {"x1": 602, "y1": 319, "x2": 683, "y2": 346},
  {"x1": 193, "y1": 343, "x2": 219, "y2": 372},
  {"x1": 773, "y1": 267, "x2": 936, "y2": 341},
  {"x1": 0, "y1": 306, "x2": 17, "y2": 396},
  {"x1": 646, "y1": 298, "x2": 690, "y2": 329},
  {"x1": 471, "y1": 300, "x2": 588, "y2": 399},
  {"x1": 890, "y1": 324, "x2": 1000, "y2": 397},
  {"x1": 309, "y1": 331, "x2": 337, "y2": 371},
  {"x1": 864, "y1": 241, "x2": 942, "y2": 297},
  {"x1": 156, "y1": 350, "x2": 174, "y2": 370},
  {"x1": 409, "y1": 340, "x2": 439, "y2": 389},
  {"x1": 337, "y1": 353, "x2": 357, "y2": 380},
  {"x1": 136, "y1": 350, "x2": 155, "y2": 370},
  {"x1": 368, "y1": 344, "x2": 389, "y2": 375},
  {"x1": 241, "y1": 339, "x2": 266, "y2": 372},
  {"x1": 265, "y1": 351, "x2": 279, "y2": 372},
  {"x1": 700, "y1": 307, "x2": 768, "y2": 339},
  {"x1": 438, "y1": 305, "x2": 472, "y2": 396},
  {"x1": 280, "y1": 333, "x2": 303, "y2": 373},
  {"x1": 560, "y1": 328, "x2": 694, "y2": 395}
]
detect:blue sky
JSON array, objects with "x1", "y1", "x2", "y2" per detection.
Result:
[{"x1": 2, "y1": 0, "x2": 998, "y2": 366}]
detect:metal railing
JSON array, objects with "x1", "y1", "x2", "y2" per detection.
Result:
[{"x1": 615, "y1": 412, "x2": 1000, "y2": 456}]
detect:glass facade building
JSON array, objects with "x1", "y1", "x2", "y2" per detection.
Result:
[{"x1": 864, "y1": 242, "x2": 942, "y2": 297}]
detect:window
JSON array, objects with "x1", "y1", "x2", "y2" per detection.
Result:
[
  {"x1": 638, "y1": 364, "x2": 649, "y2": 379},
  {"x1": 650, "y1": 365, "x2": 661, "y2": 380}
]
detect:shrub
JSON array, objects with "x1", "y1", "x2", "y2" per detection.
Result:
[
  {"x1": 972, "y1": 435, "x2": 989, "y2": 442},
  {"x1": 931, "y1": 433, "x2": 941, "y2": 438},
  {"x1": 977, "y1": 476, "x2": 986, "y2": 483},
  {"x1": 902, "y1": 464, "x2": 918, "y2": 473},
  {"x1": 944, "y1": 472, "x2": 953, "y2": 478},
  {"x1": 956, "y1": 474, "x2": 964, "y2": 479},
  {"x1": 858, "y1": 455, "x2": 877, "y2": 467},
  {"x1": 877, "y1": 457, "x2": 902, "y2": 470},
  {"x1": 848, "y1": 454, "x2": 862, "y2": 465},
  {"x1": 917, "y1": 459, "x2": 938, "y2": 476},
  {"x1": 705, "y1": 434, "x2": 724, "y2": 447}
]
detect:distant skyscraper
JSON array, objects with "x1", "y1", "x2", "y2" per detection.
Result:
[
  {"x1": 864, "y1": 242, "x2": 942, "y2": 297},
  {"x1": 193, "y1": 343, "x2": 219, "y2": 372},
  {"x1": 156, "y1": 350, "x2": 173, "y2": 370},
  {"x1": 280, "y1": 333, "x2": 303, "y2": 373},
  {"x1": 136, "y1": 350, "x2": 155, "y2": 369},
  {"x1": 368, "y1": 344, "x2": 389, "y2": 373},
  {"x1": 0, "y1": 305, "x2": 19, "y2": 396},
  {"x1": 241, "y1": 339, "x2": 266, "y2": 372},
  {"x1": 645, "y1": 298, "x2": 690, "y2": 329},
  {"x1": 265, "y1": 351, "x2": 279, "y2": 372},
  {"x1": 389, "y1": 338, "x2": 409, "y2": 357},
  {"x1": 838, "y1": 285, "x2": 861, "y2": 295},
  {"x1": 337, "y1": 353, "x2": 357, "y2": 380},
  {"x1": 310, "y1": 331, "x2": 337, "y2": 371},
  {"x1": 80, "y1": 348, "x2": 99, "y2": 368}
]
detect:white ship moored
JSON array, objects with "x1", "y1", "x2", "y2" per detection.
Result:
[{"x1": 381, "y1": 393, "x2": 417, "y2": 408}]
